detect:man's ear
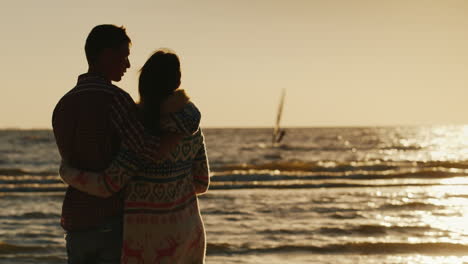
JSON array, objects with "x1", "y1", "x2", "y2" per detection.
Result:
[{"x1": 99, "y1": 48, "x2": 113, "y2": 60}]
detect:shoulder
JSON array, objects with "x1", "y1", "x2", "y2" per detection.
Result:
[
  {"x1": 109, "y1": 84, "x2": 133, "y2": 102},
  {"x1": 85, "y1": 84, "x2": 135, "y2": 107},
  {"x1": 66, "y1": 80, "x2": 128, "y2": 97},
  {"x1": 183, "y1": 128, "x2": 204, "y2": 143},
  {"x1": 195, "y1": 128, "x2": 204, "y2": 137}
]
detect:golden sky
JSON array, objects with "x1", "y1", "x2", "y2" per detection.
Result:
[{"x1": 1, "y1": 0, "x2": 467, "y2": 128}]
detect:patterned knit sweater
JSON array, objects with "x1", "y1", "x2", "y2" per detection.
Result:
[{"x1": 59, "y1": 90, "x2": 210, "y2": 264}]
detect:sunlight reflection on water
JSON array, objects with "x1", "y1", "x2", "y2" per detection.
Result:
[
  {"x1": 2, "y1": 127, "x2": 468, "y2": 263},
  {"x1": 422, "y1": 125, "x2": 468, "y2": 161}
]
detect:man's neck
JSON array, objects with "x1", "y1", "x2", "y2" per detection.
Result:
[{"x1": 87, "y1": 67, "x2": 111, "y2": 82}]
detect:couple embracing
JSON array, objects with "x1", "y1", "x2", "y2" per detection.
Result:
[{"x1": 52, "y1": 24, "x2": 209, "y2": 264}]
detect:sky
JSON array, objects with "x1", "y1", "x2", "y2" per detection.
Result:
[{"x1": 1, "y1": 0, "x2": 467, "y2": 128}]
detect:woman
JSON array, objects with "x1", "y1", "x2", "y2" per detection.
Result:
[{"x1": 60, "y1": 49, "x2": 210, "y2": 264}]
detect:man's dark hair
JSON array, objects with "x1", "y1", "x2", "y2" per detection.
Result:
[{"x1": 85, "y1": 24, "x2": 131, "y2": 65}]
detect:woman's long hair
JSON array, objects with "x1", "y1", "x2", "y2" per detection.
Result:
[{"x1": 138, "y1": 49, "x2": 181, "y2": 134}]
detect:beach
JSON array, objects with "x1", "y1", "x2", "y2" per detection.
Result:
[{"x1": 1, "y1": 126, "x2": 468, "y2": 263}]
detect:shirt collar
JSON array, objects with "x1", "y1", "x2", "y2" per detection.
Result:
[{"x1": 77, "y1": 73, "x2": 111, "y2": 85}]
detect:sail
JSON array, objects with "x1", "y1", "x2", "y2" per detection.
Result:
[{"x1": 272, "y1": 89, "x2": 286, "y2": 145}]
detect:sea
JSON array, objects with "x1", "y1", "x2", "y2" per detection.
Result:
[{"x1": 1, "y1": 126, "x2": 468, "y2": 264}]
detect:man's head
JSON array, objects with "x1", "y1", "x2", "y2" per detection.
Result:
[{"x1": 85, "y1": 24, "x2": 131, "y2": 82}]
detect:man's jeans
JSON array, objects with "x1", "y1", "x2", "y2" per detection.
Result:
[{"x1": 65, "y1": 218, "x2": 123, "y2": 264}]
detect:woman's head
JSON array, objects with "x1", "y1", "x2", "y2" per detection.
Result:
[
  {"x1": 138, "y1": 49, "x2": 181, "y2": 133},
  {"x1": 138, "y1": 49, "x2": 181, "y2": 105}
]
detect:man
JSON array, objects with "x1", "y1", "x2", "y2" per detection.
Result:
[{"x1": 52, "y1": 24, "x2": 180, "y2": 264}]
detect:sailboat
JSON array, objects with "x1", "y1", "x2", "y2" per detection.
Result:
[
  {"x1": 272, "y1": 89, "x2": 286, "y2": 146},
  {"x1": 260, "y1": 89, "x2": 286, "y2": 159}
]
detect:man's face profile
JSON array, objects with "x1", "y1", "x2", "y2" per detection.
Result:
[{"x1": 102, "y1": 43, "x2": 131, "y2": 82}]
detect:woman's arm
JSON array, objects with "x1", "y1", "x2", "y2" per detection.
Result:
[
  {"x1": 191, "y1": 132, "x2": 210, "y2": 194},
  {"x1": 59, "y1": 149, "x2": 138, "y2": 197},
  {"x1": 59, "y1": 90, "x2": 202, "y2": 197}
]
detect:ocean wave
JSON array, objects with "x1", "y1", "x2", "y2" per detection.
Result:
[
  {"x1": 318, "y1": 226, "x2": 388, "y2": 236},
  {"x1": 378, "y1": 202, "x2": 443, "y2": 211},
  {"x1": 211, "y1": 169, "x2": 466, "y2": 182},
  {"x1": 0, "y1": 177, "x2": 449, "y2": 192},
  {"x1": 0, "y1": 186, "x2": 66, "y2": 193},
  {"x1": 0, "y1": 168, "x2": 57, "y2": 177},
  {"x1": 242, "y1": 142, "x2": 425, "y2": 152},
  {"x1": 317, "y1": 224, "x2": 434, "y2": 236},
  {"x1": 258, "y1": 228, "x2": 315, "y2": 235},
  {"x1": 423, "y1": 160, "x2": 468, "y2": 170},
  {"x1": 1, "y1": 255, "x2": 66, "y2": 264},
  {"x1": 380, "y1": 145, "x2": 423, "y2": 151},
  {"x1": 0, "y1": 178, "x2": 63, "y2": 185},
  {"x1": 15, "y1": 232, "x2": 61, "y2": 239},
  {"x1": 214, "y1": 160, "x2": 468, "y2": 175},
  {"x1": 215, "y1": 161, "x2": 399, "y2": 173},
  {"x1": 329, "y1": 212, "x2": 364, "y2": 219},
  {"x1": 204, "y1": 209, "x2": 251, "y2": 216},
  {"x1": 445, "y1": 194, "x2": 468, "y2": 199},
  {"x1": 209, "y1": 182, "x2": 459, "y2": 190},
  {"x1": 241, "y1": 144, "x2": 354, "y2": 152},
  {"x1": 0, "y1": 212, "x2": 60, "y2": 221},
  {"x1": 312, "y1": 207, "x2": 358, "y2": 214},
  {"x1": 0, "y1": 177, "x2": 465, "y2": 193},
  {"x1": 0, "y1": 242, "x2": 45, "y2": 254},
  {"x1": 17, "y1": 212, "x2": 61, "y2": 219},
  {"x1": 2, "y1": 161, "x2": 468, "y2": 192},
  {"x1": 18, "y1": 135, "x2": 54, "y2": 144},
  {"x1": 243, "y1": 142, "x2": 424, "y2": 152},
  {"x1": 206, "y1": 242, "x2": 468, "y2": 255},
  {"x1": 257, "y1": 224, "x2": 433, "y2": 237}
]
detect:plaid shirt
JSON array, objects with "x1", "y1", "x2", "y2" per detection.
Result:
[{"x1": 52, "y1": 73, "x2": 161, "y2": 231}]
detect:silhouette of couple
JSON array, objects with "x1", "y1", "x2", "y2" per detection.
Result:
[{"x1": 52, "y1": 24, "x2": 209, "y2": 264}]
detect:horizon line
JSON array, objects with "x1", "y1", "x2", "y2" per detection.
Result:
[{"x1": 2, "y1": 123, "x2": 467, "y2": 130}]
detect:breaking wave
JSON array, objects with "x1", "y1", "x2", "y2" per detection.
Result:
[{"x1": 206, "y1": 242, "x2": 468, "y2": 255}]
